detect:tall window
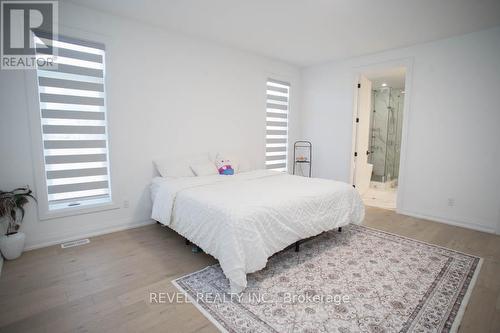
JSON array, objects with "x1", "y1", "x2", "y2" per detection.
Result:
[
  {"x1": 265, "y1": 79, "x2": 290, "y2": 172},
  {"x1": 35, "y1": 34, "x2": 111, "y2": 211}
]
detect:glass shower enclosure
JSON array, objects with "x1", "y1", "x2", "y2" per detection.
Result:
[{"x1": 368, "y1": 87, "x2": 404, "y2": 184}]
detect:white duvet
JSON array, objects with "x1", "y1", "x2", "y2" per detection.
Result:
[{"x1": 151, "y1": 170, "x2": 364, "y2": 292}]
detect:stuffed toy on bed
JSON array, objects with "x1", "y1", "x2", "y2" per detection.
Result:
[{"x1": 216, "y1": 157, "x2": 234, "y2": 175}]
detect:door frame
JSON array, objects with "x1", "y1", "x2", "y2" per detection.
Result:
[{"x1": 349, "y1": 57, "x2": 414, "y2": 212}]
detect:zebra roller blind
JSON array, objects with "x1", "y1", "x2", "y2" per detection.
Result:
[
  {"x1": 266, "y1": 79, "x2": 290, "y2": 172},
  {"x1": 35, "y1": 34, "x2": 111, "y2": 211}
]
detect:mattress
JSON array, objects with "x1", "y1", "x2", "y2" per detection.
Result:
[{"x1": 151, "y1": 169, "x2": 364, "y2": 292}]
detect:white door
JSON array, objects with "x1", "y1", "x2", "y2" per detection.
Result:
[{"x1": 354, "y1": 75, "x2": 372, "y2": 194}]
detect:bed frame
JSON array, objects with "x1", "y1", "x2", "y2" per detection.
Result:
[
  {"x1": 293, "y1": 227, "x2": 342, "y2": 252},
  {"x1": 177, "y1": 225, "x2": 343, "y2": 253}
]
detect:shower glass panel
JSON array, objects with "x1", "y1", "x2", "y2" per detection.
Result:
[{"x1": 368, "y1": 87, "x2": 404, "y2": 183}]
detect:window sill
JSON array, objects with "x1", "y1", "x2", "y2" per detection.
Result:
[{"x1": 38, "y1": 202, "x2": 121, "y2": 221}]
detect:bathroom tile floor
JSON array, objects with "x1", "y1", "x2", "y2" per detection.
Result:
[{"x1": 362, "y1": 187, "x2": 397, "y2": 210}]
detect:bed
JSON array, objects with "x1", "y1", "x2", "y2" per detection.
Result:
[{"x1": 151, "y1": 169, "x2": 364, "y2": 293}]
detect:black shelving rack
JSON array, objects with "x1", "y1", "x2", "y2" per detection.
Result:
[{"x1": 292, "y1": 141, "x2": 312, "y2": 177}]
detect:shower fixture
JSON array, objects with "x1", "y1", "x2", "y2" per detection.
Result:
[{"x1": 368, "y1": 86, "x2": 404, "y2": 184}]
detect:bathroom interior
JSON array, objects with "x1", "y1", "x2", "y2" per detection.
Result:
[{"x1": 362, "y1": 68, "x2": 405, "y2": 209}]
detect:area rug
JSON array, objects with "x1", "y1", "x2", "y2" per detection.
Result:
[{"x1": 173, "y1": 225, "x2": 482, "y2": 333}]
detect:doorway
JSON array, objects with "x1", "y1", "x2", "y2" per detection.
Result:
[{"x1": 352, "y1": 66, "x2": 407, "y2": 210}]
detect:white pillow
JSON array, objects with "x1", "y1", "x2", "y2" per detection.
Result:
[
  {"x1": 154, "y1": 153, "x2": 210, "y2": 178},
  {"x1": 237, "y1": 157, "x2": 252, "y2": 172},
  {"x1": 190, "y1": 160, "x2": 218, "y2": 176}
]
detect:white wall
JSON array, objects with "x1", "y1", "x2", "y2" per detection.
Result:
[
  {"x1": 0, "y1": 2, "x2": 300, "y2": 249},
  {"x1": 300, "y1": 26, "x2": 500, "y2": 234}
]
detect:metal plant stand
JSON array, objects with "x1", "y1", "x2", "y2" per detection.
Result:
[{"x1": 292, "y1": 141, "x2": 312, "y2": 177}]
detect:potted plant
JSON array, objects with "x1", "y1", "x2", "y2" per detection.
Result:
[{"x1": 0, "y1": 186, "x2": 36, "y2": 260}]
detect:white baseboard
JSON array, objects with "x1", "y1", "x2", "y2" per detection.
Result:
[
  {"x1": 397, "y1": 208, "x2": 497, "y2": 234},
  {"x1": 24, "y1": 219, "x2": 156, "y2": 251},
  {"x1": 19, "y1": 209, "x2": 498, "y2": 253}
]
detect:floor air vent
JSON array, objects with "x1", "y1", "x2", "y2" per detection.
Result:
[{"x1": 61, "y1": 238, "x2": 90, "y2": 249}]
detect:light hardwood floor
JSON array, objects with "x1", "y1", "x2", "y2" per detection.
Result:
[{"x1": 0, "y1": 207, "x2": 499, "y2": 333}]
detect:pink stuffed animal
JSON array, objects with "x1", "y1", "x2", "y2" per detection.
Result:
[{"x1": 216, "y1": 157, "x2": 234, "y2": 175}]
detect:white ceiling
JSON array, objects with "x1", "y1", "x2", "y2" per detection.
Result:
[
  {"x1": 365, "y1": 67, "x2": 406, "y2": 89},
  {"x1": 68, "y1": 0, "x2": 500, "y2": 67}
]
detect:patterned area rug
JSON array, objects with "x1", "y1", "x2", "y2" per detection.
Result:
[{"x1": 173, "y1": 225, "x2": 481, "y2": 333}]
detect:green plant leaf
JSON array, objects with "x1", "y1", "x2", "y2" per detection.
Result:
[{"x1": 0, "y1": 186, "x2": 37, "y2": 235}]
